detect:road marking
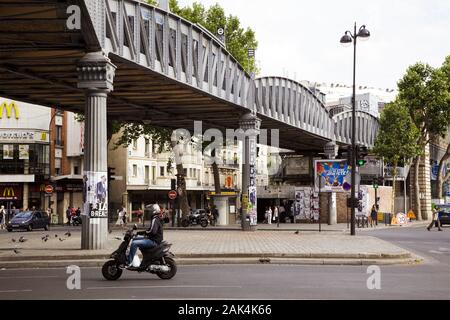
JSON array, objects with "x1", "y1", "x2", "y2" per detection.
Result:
[
  {"x1": 438, "y1": 248, "x2": 450, "y2": 252},
  {"x1": 429, "y1": 250, "x2": 444, "y2": 255},
  {"x1": 0, "y1": 276, "x2": 59, "y2": 279},
  {"x1": 87, "y1": 285, "x2": 242, "y2": 290},
  {"x1": 0, "y1": 289, "x2": 32, "y2": 293}
]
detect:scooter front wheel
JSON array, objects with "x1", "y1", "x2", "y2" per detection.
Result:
[
  {"x1": 102, "y1": 260, "x2": 123, "y2": 281},
  {"x1": 156, "y1": 257, "x2": 177, "y2": 280},
  {"x1": 181, "y1": 219, "x2": 190, "y2": 228}
]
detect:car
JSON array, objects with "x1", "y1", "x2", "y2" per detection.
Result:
[
  {"x1": 435, "y1": 205, "x2": 450, "y2": 226},
  {"x1": 6, "y1": 211, "x2": 50, "y2": 232}
]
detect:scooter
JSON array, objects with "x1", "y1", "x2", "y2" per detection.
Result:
[
  {"x1": 71, "y1": 215, "x2": 82, "y2": 226},
  {"x1": 102, "y1": 225, "x2": 177, "y2": 281}
]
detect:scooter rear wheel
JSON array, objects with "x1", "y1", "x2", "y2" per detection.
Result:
[
  {"x1": 181, "y1": 219, "x2": 190, "y2": 228},
  {"x1": 102, "y1": 260, "x2": 123, "y2": 281},
  {"x1": 156, "y1": 257, "x2": 177, "y2": 280},
  {"x1": 200, "y1": 219, "x2": 208, "y2": 228}
]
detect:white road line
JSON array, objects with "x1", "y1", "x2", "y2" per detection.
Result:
[
  {"x1": 0, "y1": 276, "x2": 59, "y2": 279},
  {"x1": 0, "y1": 289, "x2": 32, "y2": 293},
  {"x1": 87, "y1": 285, "x2": 242, "y2": 290},
  {"x1": 429, "y1": 250, "x2": 444, "y2": 254},
  {"x1": 438, "y1": 248, "x2": 450, "y2": 252}
]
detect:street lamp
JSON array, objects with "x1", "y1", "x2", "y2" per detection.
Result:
[{"x1": 340, "y1": 23, "x2": 370, "y2": 236}]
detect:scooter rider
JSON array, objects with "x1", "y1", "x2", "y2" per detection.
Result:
[{"x1": 127, "y1": 203, "x2": 163, "y2": 269}]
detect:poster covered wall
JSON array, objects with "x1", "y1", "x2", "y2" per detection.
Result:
[{"x1": 294, "y1": 187, "x2": 320, "y2": 221}]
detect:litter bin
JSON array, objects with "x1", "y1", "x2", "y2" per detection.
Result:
[{"x1": 51, "y1": 214, "x2": 59, "y2": 225}]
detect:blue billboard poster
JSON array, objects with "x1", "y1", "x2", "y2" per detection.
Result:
[{"x1": 314, "y1": 160, "x2": 352, "y2": 193}]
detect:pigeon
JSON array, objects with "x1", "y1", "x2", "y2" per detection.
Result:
[
  {"x1": 59, "y1": 238, "x2": 66, "y2": 242},
  {"x1": 64, "y1": 231, "x2": 71, "y2": 237},
  {"x1": 294, "y1": 230, "x2": 300, "y2": 235},
  {"x1": 114, "y1": 237, "x2": 122, "y2": 241},
  {"x1": 13, "y1": 249, "x2": 20, "y2": 254},
  {"x1": 11, "y1": 238, "x2": 16, "y2": 243},
  {"x1": 55, "y1": 234, "x2": 58, "y2": 238},
  {"x1": 19, "y1": 236, "x2": 27, "y2": 243}
]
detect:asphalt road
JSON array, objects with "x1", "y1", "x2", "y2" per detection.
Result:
[{"x1": 0, "y1": 225, "x2": 448, "y2": 300}]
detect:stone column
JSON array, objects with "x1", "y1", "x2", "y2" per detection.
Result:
[
  {"x1": 239, "y1": 113, "x2": 261, "y2": 231},
  {"x1": 23, "y1": 159, "x2": 29, "y2": 210},
  {"x1": 77, "y1": 52, "x2": 116, "y2": 250},
  {"x1": 324, "y1": 142, "x2": 338, "y2": 225}
]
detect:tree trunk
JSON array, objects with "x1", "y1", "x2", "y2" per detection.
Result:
[
  {"x1": 176, "y1": 163, "x2": 190, "y2": 220},
  {"x1": 212, "y1": 162, "x2": 221, "y2": 194},
  {"x1": 391, "y1": 163, "x2": 397, "y2": 215},
  {"x1": 436, "y1": 143, "x2": 450, "y2": 202},
  {"x1": 413, "y1": 156, "x2": 422, "y2": 221}
]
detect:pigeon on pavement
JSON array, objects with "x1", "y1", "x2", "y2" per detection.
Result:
[
  {"x1": 11, "y1": 238, "x2": 16, "y2": 243},
  {"x1": 55, "y1": 234, "x2": 58, "y2": 238},
  {"x1": 13, "y1": 249, "x2": 20, "y2": 254},
  {"x1": 59, "y1": 238, "x2": 66, "y2": 242},
  {"x1": 64, "y1": 231, "x2": 71, "y2": 237},
  {"x1": 294, "y1": 230, "x2": 299, "y2": 234},
  {"x1": 19, "y1": 236, "x2": 27, "y2": 243}
]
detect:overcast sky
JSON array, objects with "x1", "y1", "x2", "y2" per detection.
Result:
[{"x1": 177, "y1": 0, "x2": 450, "y2": 90}]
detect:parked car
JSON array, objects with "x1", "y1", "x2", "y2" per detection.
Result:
[
  {"x1": 436, "y1": 204, "x2": 450, "y2": 226},
  {"x1": 6, "y1": 211, "x2": 50, "y2": 232}
]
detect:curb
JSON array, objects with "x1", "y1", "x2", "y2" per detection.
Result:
[{"x1": 0, "y1": 256, "x2": 421, "y2": 269}]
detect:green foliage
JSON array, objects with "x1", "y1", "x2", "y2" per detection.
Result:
[
  {"x1": 397, "y1": 62, "x2": 450, "y2": 141},
  {"x1": 146, "y1": 0, "x2": 258, "y2": 74},
  {"x1": 373, "y1": 101, "x2": 422, "y2": 166}
]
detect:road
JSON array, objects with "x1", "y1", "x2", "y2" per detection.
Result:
[{"x1": 0, "y1": 225, "x2": 448, "y2": 300}]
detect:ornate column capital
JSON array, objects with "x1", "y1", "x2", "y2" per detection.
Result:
[
  {"x1": 239, "y1": 112, "x2": 261, "y2": 133},
  {"x1": 77, "y1": 51, "x2": 116, "y2": 92}
]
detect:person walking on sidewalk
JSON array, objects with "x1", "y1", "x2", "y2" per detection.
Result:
[
  {"x1": 427, "y1": 206, "x2": 443, "y2": 231},
  {"x1": 66, "y1": 207, "x2": 72, "y2": 226},
  {"x1": 370, "y1": 205, "x2": 378, "y2": 227},
  {"x1": 0, "y1": 205, "x2": 5, "y2": 229},
  {"x1": 273, "y1": 206, "x2": 279, "y2": 224},
  {"x1": 116, "y1": 206, "x2": 127, "y2": 229},
  {"x1": 267, "y1": 207, "x2": 272, "y2": 225}
]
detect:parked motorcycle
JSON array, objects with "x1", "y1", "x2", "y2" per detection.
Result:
[
  {"x1": 71, "y1": 215, "x2": 82, "y2": 226},
  {"x1": 181, "y1": 210, "x2": 208, "y2": 228},
  {"x1": 102, "y1": 225, "x2": 177, "y2": 281}
]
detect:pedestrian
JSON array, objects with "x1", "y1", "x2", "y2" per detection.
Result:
[
  {"x1": 279, "y1": 205, "x2": 286, "y2": 223},
  {"x1": 0, "y1": 205, "x2": 5, "y2": 229},
  {"x1": 212, "y1": 206, "x2": 219, "y2": 223},
  {"x1": 370, "y1": 204, "x2": 378, "y2": 227},
  {"x1": 137, "y1": 209, "x2": 143, "y2": 224},
  {"x1": 267, "y1": 206, "x2": 272, "y2": 225},
  {"x1": 264, "y1": 206, "x2": 269, "y2": 223},
  {"x1": 273, "y1": 206, "x2": 279, "y2": 223},
  {"x1": 116, "y1": 206, "x2": 126, "y2": 228},
  {"x1": 427, "y1": 205, "x2": 443, "y2": 231},
  {"x1": 66, "y1": 206, "x2": 72, "y2": 226},
  {"x1": 11, "y1": 206, "x2": 18, "y2": 218}
]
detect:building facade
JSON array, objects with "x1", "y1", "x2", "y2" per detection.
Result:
[
  {"x1": 0, "y1": 97, "x2": 50, "y2": 212},
  {"x1": 108, "y1": 134, "x2": 243, "y2": 224}
]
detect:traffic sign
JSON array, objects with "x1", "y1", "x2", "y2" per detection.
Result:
[
  {"x1": 168, "y1": 190, "x2": 177, "y2": 200},
  {"x1": 45, "y1": 185, "x2": 53, "y2": 194},
  {"x1": 217, "y1": 27, "x2": 224, "y2": 36}
]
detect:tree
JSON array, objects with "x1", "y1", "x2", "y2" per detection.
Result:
[
  {"x1": 397, "y1": 62, "x2": 450, "y2": 219},
  {"x1": 436, "y1": 55, "x2": 450, "y2": 202},
  {"x1": 147, "y1": 0, "x2": 259, "y2": 73},
  {"x1": 373, "y1": 101, "x2": 421, "y2": 215}
]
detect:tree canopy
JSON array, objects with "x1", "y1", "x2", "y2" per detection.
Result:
[{"x1": 146, "y1": 0, "x2": 258, "y2": 73}]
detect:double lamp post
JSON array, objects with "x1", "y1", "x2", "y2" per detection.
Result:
[{"x1": 339, "y1": 23, "x2": 370, "y2": 236}]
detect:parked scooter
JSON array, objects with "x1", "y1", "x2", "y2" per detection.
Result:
[
  {"x1": 181, "y1": 210, "x2": 209, "y2": 228},
  {"x1": 102, "y1": 225, "x2": 177, "y2": 280},
  {"x1": 71, "y1": 215, "x2": 82, "y2": 226}
]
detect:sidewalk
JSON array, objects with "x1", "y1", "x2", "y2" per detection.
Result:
[{"x1": 0, "y1": 227, "x2": 421, "y2": 268}]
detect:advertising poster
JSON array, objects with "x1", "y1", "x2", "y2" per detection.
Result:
[
  {"x1": 3, "y1": 144, "x2": 14, "y2": 159},
  {"x1": 248, "y1": 186, "x2": 257, "y2": 226},
  {"x1": 314, "y1": 160, "x2": 351, "y2": 192},
  {"x1": 19, "y1": 145, "x2": 29, "y2": 160},
  {"x1": 83, "y1": 171, "x2": 108, "y2": 218}
]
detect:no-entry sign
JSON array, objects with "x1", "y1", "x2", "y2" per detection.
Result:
[
  {"x1": 168, "y1": 190, "x2": 177, "y2": 200},
  {"x1": 45, "y1": 185, "x2": 53, "y2": 194}
]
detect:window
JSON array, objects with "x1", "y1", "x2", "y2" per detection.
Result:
[
  {"x1": 55, "y1": 126, "x2": 62, "y2": 146},
  {"x1": 73, "y1": 166, "x2": 79, "y2": 175},
  {"x1": 152, "y1": 166, "x2": 156, "y2": 181},
  {"x1": 145, "y1": 139, "x2": 150, "y2": 155},
  {"x1": 160, "y1": 166, "x2": 165, "y2": 177},
  {"x1": 132, "y1": 140, "x2": 138, "y2": 150},
  {"x1": 145, "y1": 166, "x2": 149, "y2": 183},
  {"x1": 183, "y1": 168, "x2": 187, "y2": 177},
  {"x1": 133, "y1": 165, "x2": 137, "y2": 177},
  {"x1": 152, "y1": 140, "x2": 157, "y2": 154}
]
